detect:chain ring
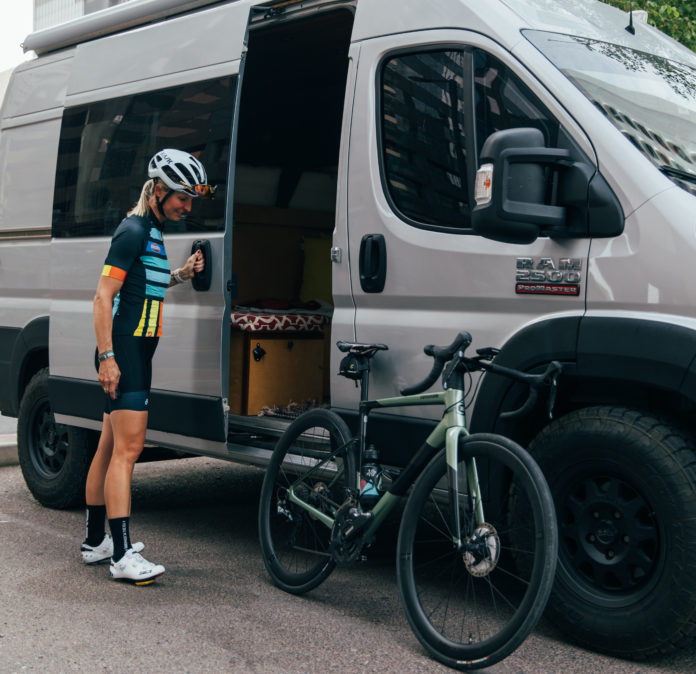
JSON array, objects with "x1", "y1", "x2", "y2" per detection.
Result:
[{"x1": 329, "y1": 501, "x2": 366, "y2": 565}]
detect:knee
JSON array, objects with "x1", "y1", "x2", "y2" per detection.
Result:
[{"x1": 112, "y1": 441, "x2": 144, "y2": 466}]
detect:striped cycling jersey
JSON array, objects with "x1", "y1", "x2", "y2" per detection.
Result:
[{"x1": 101, "y1": 213, "x2": 170, "y2": 337}]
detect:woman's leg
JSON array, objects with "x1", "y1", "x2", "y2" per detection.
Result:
[
  {"x1": 104, "y1": 408, "x2": 148, "y2": 518},
  {"x1": 81, "y1": 414, "x2": 115, "y2": 554},
  {"x1": 85, "y1": 413, "x2": 114, "y2": 506},
  {"x1": 105, "y1": 407, "x2": 164, "y2": 582}
]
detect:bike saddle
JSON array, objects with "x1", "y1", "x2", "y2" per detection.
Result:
[{"x1": 336, "y1": 341, "x2": 389, "y2": 357}]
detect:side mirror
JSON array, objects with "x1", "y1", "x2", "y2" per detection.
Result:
[
  {"x1": 471, "y1": 128, "x2": 570, "y2": 244},
  {"x1": 471, "y1": 127, "x2": 623, "y2": 244}
]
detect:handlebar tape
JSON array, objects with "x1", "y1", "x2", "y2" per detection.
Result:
[{"x1": 400, "y1": 332, "x2": 472, "y2": 395}]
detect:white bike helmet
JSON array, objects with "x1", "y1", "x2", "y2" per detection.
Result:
[{"x1": 148, "y1": 149, "x2": 213, "y2": 198}]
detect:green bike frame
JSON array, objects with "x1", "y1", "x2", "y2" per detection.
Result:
[{"x1": 286, "y1": 386, "x2": 482, "y2": 551}]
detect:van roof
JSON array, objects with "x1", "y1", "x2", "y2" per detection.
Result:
[
  {"x1": 350, "y1": 0, "x2": 696, "y2": 67},
  {"x1": 22, "y1": 0, "x2": 696, "y2": 69},
  {"x1": 22, "y1": 0, "x2": 252, "y2": 56}
]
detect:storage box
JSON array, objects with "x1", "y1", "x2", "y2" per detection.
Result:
[{"x1": 229, "y1": 330, "x2": 326, "y2": 415}]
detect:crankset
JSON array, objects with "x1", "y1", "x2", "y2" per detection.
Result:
[{"x1": 329, "y1": 499, "x2": 372, "y2": 565}]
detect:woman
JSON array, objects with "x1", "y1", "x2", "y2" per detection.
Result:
[{"x1": 80, "y1": 149, "x2": 213, "y2": 584}]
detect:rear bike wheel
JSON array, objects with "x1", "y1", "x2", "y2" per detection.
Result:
[
  {"x1": 397, "y1": 433, "x2": 558, "y2": 670},
  {"x1": 258, "y1": 408, "x2": 355, "y2": 594}
]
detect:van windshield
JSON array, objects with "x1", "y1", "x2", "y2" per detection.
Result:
[{"x1": 525, "y1": 30, "x2": 696, "y2": 196}]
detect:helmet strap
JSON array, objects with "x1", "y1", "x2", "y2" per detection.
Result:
[{"x1": 153, "y1": 185, "x2": 173, "y2": 221}]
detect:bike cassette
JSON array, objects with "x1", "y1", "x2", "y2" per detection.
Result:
[
  {"x1": 329, "y1": 501, "x2": 372, "y2": 565},
  {"x1": 463, "y1": 522, "x2": 500, "y2": 577}
]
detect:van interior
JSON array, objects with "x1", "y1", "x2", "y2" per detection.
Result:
[{"x1": 228, "y1": 7, "x2": 354, "y2": 438}]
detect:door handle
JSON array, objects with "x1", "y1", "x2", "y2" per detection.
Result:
[
  {"x1": 359, "y1": 234, "x2": 387, "y2": 293},
  {"x1": 191, "y1": 239, "x2": 212, "y2": 291}
]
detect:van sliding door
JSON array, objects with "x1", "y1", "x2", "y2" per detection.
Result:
[{"x1": 48, "y1": 2, "x2": 251, "y2": 455}]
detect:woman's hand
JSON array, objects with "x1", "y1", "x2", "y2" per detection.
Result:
[
  {"x1": 98, "y1": 356, "x2": 121, "y2": 399},
  {"x1": 178, "y1": 249, "x2": 205, "y2": 281},
  {"x1": 169, "y1": 250, "x2": 205, "y2": 286}
]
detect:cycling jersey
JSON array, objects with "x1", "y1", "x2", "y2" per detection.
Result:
[{"x1": 101, "y1": 213, "x2": 170, "y2": 337}]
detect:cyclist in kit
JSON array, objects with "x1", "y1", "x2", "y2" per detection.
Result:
[{"x1": 80, "y1": 149, "x2": 214, "y2": 583}]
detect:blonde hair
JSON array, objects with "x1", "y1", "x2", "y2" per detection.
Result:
[{"x1": 127, "y1": 178, "x2": 170, "y2": 216}]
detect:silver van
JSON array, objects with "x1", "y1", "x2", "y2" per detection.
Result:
[{"x1": 2, "y1": 0, "x2": 696, "y2": 659}]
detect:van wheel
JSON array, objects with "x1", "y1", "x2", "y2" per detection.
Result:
[
  {"x1": 17, "y1": 368, "x2": 94, "y2": 509},
  {"x1": 530, "y1": 406, "x2": 696, "y2": 657}
]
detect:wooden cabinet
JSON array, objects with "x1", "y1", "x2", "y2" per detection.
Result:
[{"x1": 229, "y1": 331, "x2": 326, "y2": 415}]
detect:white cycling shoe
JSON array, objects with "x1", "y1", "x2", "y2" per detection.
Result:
[
  {"x1": 110, "y1": 547, "x2": 165, "y2": 585},
  {"x1": 81, "y1": 535, "x2": 144, "y2": 564}
]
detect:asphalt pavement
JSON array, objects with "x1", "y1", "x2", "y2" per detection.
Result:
[{"x1": 3, "y1": 455, "x2": 696, "y2": 673}]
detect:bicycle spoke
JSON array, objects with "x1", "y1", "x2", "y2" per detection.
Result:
[
  {"x1": 259, "y1": 409, "x2": 355, "y2": 594},
  {"x1": 397, "y1": 435, "x2": 557, "y2": 668}
]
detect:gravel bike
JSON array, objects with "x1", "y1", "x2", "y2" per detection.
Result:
[{"x1": 258, "y1": 332, "x2": 560, "y2": 669}]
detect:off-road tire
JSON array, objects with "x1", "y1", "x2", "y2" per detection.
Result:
[
  {"x1": 17, "y1": 368, "x2": 94, "y2": 509},
  {"x1": 531, "y1": 406, "x2": 696, "y2": 657}
]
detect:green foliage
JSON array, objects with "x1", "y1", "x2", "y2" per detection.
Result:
[{"x1": 600, "y1": 0, "x2": 696, "y2": 51}]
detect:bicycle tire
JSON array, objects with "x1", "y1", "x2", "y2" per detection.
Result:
[
  {"x1": 396, "y1": 433, "x2": 558, "y2": 669},
  {"x1": 258, "y1": 408, "x2": 355, "y2": 594}
]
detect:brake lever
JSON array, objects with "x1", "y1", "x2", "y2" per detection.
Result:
[
  {"x1": 547, "y1": 377, "x2": 558, "y2": 419},
  {"x1": 544, "y1": 362, "x2": 562, "y2": 419},
  {"x1": 476, "y1": 347, "x2": 500, "y2": 361}
]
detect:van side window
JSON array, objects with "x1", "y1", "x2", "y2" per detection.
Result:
[
  {"x1": 52, "y1": 76, "x2": 236, "y2": 238},
  {"x1": 381, "y1": 50, "x2": 470, "y2": 229},
  {"x1": 380, "y1": 48, "x2": 558, "y2": 231},
  {"x1": 473, "y1": 48, "x2": 558, "y2": 155}
]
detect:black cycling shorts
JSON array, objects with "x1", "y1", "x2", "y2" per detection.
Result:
[{"x1": 95, "y1": 336, "x2": 159, "y2": 413}]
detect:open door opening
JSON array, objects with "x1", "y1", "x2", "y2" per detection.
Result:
[{"x1": 227, "y1": 5, "x2": 354, "y2": 452}]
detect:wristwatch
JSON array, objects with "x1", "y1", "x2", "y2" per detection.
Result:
[{"x1": 98, "y1": 350, "x2": 115, "y2": 362}]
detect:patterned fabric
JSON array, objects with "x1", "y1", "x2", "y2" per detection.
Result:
[
  {"x1": 230, "y1": 311, "x2": 328, "y2": 333},
  {"x1": 102, "y1": 213, "x2": 170, "y2": 338}
]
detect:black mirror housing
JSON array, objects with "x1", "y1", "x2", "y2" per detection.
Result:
[
  {"x1": 472, "y1": 128, "x2": 567, "y2": 244},
  {"x1": 471, "y1": 127, "x2": 624, "y2": 244}
]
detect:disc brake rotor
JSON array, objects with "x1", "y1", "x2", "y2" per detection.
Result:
[{"x1": 463, "y1": 522, "x2": 500, "y2": 577}]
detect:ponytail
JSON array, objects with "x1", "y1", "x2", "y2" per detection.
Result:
[{"x1": 127, "y1": 178, "x2": 170, "y2": 216}]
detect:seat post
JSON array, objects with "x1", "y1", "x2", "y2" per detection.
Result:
[{"x1": 359, "y1": 366, "x2": 370, "y2": 403}]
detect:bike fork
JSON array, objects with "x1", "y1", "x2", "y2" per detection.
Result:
[{"x1": 444, "y1": 389, "x2": 484, "y2": 550}]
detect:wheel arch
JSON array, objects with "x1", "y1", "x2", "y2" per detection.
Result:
[
  {"x1": 7, "y1": 316, "x2": 49, "y2": 417},
  {"x1": 470, "y1": 315, "x2": 696, "y2": 444}
]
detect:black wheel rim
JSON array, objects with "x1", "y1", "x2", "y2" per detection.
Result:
[
  {"x1": 557, "y1": 471, "x2": 662, "y2": 605},
  {"x1": 28, "y1": 400, "x2": 69, "y2": 479}
]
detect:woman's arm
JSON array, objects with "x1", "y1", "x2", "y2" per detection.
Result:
[
  {"x1": 169, "y1": 249, "x2": 205, "y2": 287},
  {"x1": 94, "y1": 275, "x2": 123, "y2": 398}
]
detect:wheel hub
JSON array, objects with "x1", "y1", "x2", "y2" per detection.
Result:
[
  {"x1": 30, "y1": 403, "x2": 69, "y2": 476},
  {"x1": 560, "y1": 474, "x2": 658, "y2": 592},
  {"x1": 582, "y1": 504, "x2": 628, "y2": 560}
]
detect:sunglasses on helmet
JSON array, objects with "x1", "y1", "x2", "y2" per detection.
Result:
[{"x1": 192, "y1": 183, "x2": 217, "y2": 199}]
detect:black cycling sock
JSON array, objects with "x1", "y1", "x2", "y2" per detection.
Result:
[
  {"x1": 108, "y1": 517, "x2": 132, "y2": 562},
  {"x1": 84, "y1": 504, "x2": 107, "y2": 546}
]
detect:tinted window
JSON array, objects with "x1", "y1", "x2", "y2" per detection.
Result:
[
  {"x1": 473, "y1": 49, "x2": 558, "y2": 155},
  {"x1": 52, "y1": 76, "x2": 236, "y2": 238},
  {"x1": 381, "y1": 48, "x2": 558, "y2": 230},
  {"x1": 381, "y1": 50, "x2": 470, "y2": 229}
]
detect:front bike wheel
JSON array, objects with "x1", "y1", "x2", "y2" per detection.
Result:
[
  {"x1": 397, "y1": 433, "x2": 558, "y2": 670},
  {"x1": 258, "y1": 408, "x2": 355, "y2": 594}
]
